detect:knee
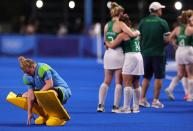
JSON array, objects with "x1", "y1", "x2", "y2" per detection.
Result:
[
  {"x1": 103, "y1": 81, "x2": 110, "y2": 86},
  {"x1": 177, "y1": 74, "x2": 184, "y2": 79}
]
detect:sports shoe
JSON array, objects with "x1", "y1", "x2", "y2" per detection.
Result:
[
  {"x1": 186, "y1": 98, "x2": 193, "y2": 102},
  {"x1": 139, "y1": 99, "x2": 150, "y2": 107},
  {"x1": 97, "y1": 104, "x2": 105, "y2": 112},
  {"x1": 35, "y1": 116, "x2": 48, "y2": 125},
  {"x1": 132, "y1": 105, "x2": 140, "y2": 113},
  {"x1": 46, "y1": 117, "x2": 66, "y2": 126},
  {"x1": 184, "y1": 94, "x2": 189, "y2": 101},
  {"x1": 151, "y1": 100, "x2": 164, "y2": 108},
  {"x1": 117, "y1": 107, "x2": 131, "y2": 114},
  {"x1": 185, "y1": 95, "x2": 193, "y2": 102},
  {"x1": 165, "y1": 88, "x2": 175, "y2": 100},
  {"x1": 111, "y1": 105, "x2": 119, "y2": 113}
]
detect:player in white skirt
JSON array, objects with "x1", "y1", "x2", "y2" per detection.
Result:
[
  {"x1": 165, "y1": 10, "x2": 193, "y2": 101},
  {"x1": 97, "y1": 2, "x2": 140, "y2": 112},
  {"x1": 106, "y1": 14, "x2": 143, "y2": 113}
]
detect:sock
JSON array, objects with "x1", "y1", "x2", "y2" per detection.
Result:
[
  {"x1": 123, "y1": 87, "x2": 132, "y2": 108},
  {"x1": 114, "y1": 84, "x2": 122, "y2": 107},
  {"x1": 98, "y1": 83, "x2": 108, "y2": 105},
  {"x1": 133, "y1": 87, "x2": 141, "y2": 107},
  {"x1": 168, "y1": 76, "x2": 180, "y2": 92},
  {"x1": 181, "y1": 77, "x2": 188, "y2": 95}
]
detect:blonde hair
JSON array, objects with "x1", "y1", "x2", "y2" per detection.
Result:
[
  {"x1": 181, "y1": 10, "x2": 193, "y2": 24},
  {"x1": 110, "y1": 2, "x2": 124, "y2": 18},
  {"x1": 18, "y1": 56, "x2": 36, "y2": 72}
]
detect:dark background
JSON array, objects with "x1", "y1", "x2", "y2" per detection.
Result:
[{"x1": 0, "y1": 0, "x2": 192, "y2": 34}]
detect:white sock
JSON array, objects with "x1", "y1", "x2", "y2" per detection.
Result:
[
  {"x1": 123, "y1": 87, "x2": 132, "y2": 108},
  {"x1": 181, "y1": 77, "x2": 188, "y2": 95},
  {"x1": 133, "y1": 87, "x2": 141, "y2": 107},
  {"x1": 188, "y1": 79, "x2": 193, "y2": 98},
  {"x1": 114, "y1": 84, "x2": 122, "y2": 107},
  {"x1": 168, "y1": 76, "x2": 180, "y2": 92},
  {"x1": 98, "y1": 83, "x2": 108, "y2": 105}
]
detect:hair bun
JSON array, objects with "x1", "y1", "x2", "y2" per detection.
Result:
[
  {"x1": 111, "y1": 2, "x2": 119, "y2": 9},
  {"x1": 18, "y1": 56, "x2": 26, "y2": 63}
]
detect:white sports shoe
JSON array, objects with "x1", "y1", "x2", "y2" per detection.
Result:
[
  {"x1": 165, "y1": 88, "x2": 175, "y2": 100},
  {"x1": 97, "y1": 104, "x2": 105, "y2": 112},
  {"x1": 117, "y1": 107, "x2": 131, "y2": 114},
  {"x1": 132, "y1": 105, "x2": 140, "y2": 113},
  {"x1": 139, "y1": 99, "x2": 150, "y2": 108},
  {"x1": 152, "y1": 100, "x2": 164, "y2": 108},
  {"x1": 111, "y1": 105, "x2": 119, "y2": 113}
]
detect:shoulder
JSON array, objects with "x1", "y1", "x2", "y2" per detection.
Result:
[
  {"x1": 104, "y1": 21, "x2": 111, "y2": 31},
  {"x1": 139, "y1": 17, "x2": 148, "y2": 27},
  {"x1": 104, "y1": 23, "x2": 108, "y2": 31},
  {"x1": 140, "y1": 15, "x2": 150, "y2": 22},
  {"x1": 38, "y1": 63, "x2": 52, "y2": 78},
  {"x1": 23, "y1": 74, "x2": 34, "y2": 85},
  {"x1": 186, "y1": 25, "x2": 193, "y2": 34},
  {"x1": 158, "y1": 17, "x2": 168, "y2": 25},
  {"x1": 117, "y1": 21, "x2": 125, "y2": 25}
]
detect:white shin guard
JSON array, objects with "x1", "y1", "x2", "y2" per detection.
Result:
[
  {"x1": 123, "y1": 87, "x2": 132, "y2": 108},
  {"x1": 114, "y1": 84, "x2": 122, "y2": 107},
  {"x1": 98, "y1": 83, "x2": 109, "y2": 105}
]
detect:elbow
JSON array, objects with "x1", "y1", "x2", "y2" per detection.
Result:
[{"x1": 131, "y1": 31, "x2": 140, "y2": 38}]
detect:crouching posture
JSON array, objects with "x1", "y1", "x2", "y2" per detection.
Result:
[{"x1": 7, "y1": 56, "x2": 71, "y2": 126}]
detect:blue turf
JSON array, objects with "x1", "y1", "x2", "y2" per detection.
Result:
[{"x1": 0, "y1": 57, "x2": 193, "y2": 131}]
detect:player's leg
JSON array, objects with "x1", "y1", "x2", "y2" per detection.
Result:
[
  {"x1": 97, "y1": 69, "x2": 113, "y2": 112},
  {"x1": 140, "y1": 56, "x2": 152, "y2": 107},
  {"x1": 117, "y1": 74, "x2": 132, "y2": 113},
  {"x1": 181, "y1": 76, "x2": 188, "y2": 99},
  {"x1": 133, "y1": 76, "x2": 140, "y2": 113},
  {"x1": 185, "y1": 64, "x2": 193, "y2": 101},
  {"x1": 152, "y1": 56, "x2": 165, "y2": 108},
  {"x1": 165, "y1": 64, "x2": 185, "y2": 100},
  {"x1": 112, "y1": 68, "x2": 122, "y2": 113}
]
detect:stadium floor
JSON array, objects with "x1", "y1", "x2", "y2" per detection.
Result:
[{"x1": 0, "y1": 57, "x2": 193, "y2": 131}]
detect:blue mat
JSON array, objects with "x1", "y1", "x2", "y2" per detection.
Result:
[{"x1": 0, "y1": 57, "x2": 193, "y2": 131}]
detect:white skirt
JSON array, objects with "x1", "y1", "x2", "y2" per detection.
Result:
[
  {"x1": 122, "y1": 52, "x2": 144, "y2": 75},
  {"x1": 175, "y1": 46, "x2": 193, "y2": 64},
  {"x1": 103, "y1": 47, "x2": 124, "y2": 69}
]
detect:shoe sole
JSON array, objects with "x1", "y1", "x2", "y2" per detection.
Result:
[
  {"x1": 116, "y1": 111, "x2": 131, "y2": 114},
  {"x1": 133, "y1": 110, "x2": 140, "y2": 113},
  {"x1": 151, "y1": 105, "x2": 164, "y2": 108},
  {"x1": 111, "y1": 110, "x2": 119, "y2": 113},
  {"x1": 139, "y1": 104, "x2": 150, "y2": 108},
  {"x1": 97, "y1": 109, "x2": 105, "y2": 112}
]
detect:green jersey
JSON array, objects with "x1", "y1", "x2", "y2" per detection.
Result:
[
  {"x1": 122, "y1": 35, "x2": 141, "y2": 53},
  {"x1": 139, "y1": 15, "x2": 170, "y2": 56},
  {"x1": 105, "y1": 20, "x2": 120, "y2": 47},
  {"x1": 176, "y1": 24, "x2": 193, "y2": 46}
]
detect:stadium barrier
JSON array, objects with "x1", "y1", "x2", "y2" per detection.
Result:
[
  {"x1": 0, "y1": 35, "x2": 174, "y2": 59},
  {"x1": 0, "y1": 35, "x2": 105, "y2": 58}
]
